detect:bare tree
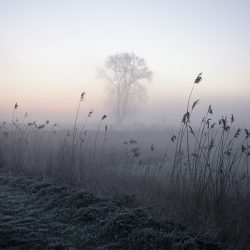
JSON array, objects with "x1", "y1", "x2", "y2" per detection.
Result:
[{"x1": 100, "y1": 52, "x2": 152, "y2": 126}]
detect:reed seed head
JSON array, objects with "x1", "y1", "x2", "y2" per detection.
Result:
[
  {"x1": 194, "y1": 72, "x2": 202, "y2": 84},
  {"x1": 208, "y1": 105, "x2": 213, "y2": 114},
  {"x1": 192, "y1": 100, "x2": 199, "y2": 110},
  {"x1": 171, "y1": 135, "x2": 176, "y2": 142},
  {"x1": 37, "y1": 124, "x2": 45, "y2": 130},
  {"x1": 244, "y1": 129, "x2": 250, "y2": 139},
  {"x1": 234, "y1": 128, "x2": 241, "y2": 138},
  {"x1": 130, "y1": 139, "x2": 137, "y2": 144},
  {"x1": 80, "y1": 92, "x2": 86, "y2": 101},
  {"x1": 88, "y1": 109, "x2": 93, "y2": 117},
  {"x1": 102, "y1": 115, "x2": 107, "y2": 120},
  {"x1": 230, "y1": 114, "x2": 235, "y2": 123}
]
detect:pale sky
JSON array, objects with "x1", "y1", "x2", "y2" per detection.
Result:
[{"x1": 0, "y1": 0, "x2": 250, "y2": 126}]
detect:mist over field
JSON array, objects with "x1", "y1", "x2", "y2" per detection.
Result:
[
  {"x1": 0, "y1": 1, "x2": 250, "y2": 249},
  {"x1": 1, "y1": 0, "x2": 250, "y2": 127}
]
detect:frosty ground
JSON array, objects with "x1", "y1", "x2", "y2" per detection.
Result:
[{"x1": 0, "y1": 169, "x2": 228, "y2": 250}]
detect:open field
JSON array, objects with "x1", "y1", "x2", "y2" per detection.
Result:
[{"x1": 0, "y1": 97, "x2": 249, "y2": 249}]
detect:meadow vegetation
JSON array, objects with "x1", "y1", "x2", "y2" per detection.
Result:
[{"x1": 0, "y1": 74, "x2": 249, "y2": 248}]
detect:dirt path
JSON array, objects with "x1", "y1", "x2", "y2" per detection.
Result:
[{"x1": 0, "y1": 172, "x2": 225, "y2": 250}]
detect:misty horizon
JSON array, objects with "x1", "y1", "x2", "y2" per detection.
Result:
[{"x1": 1, "y1": 0, "x2": 250, "y2": 129}]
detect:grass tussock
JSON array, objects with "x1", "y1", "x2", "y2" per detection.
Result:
[{"x1": 0, "y1": 173, "x2": 226, "y2": 249}]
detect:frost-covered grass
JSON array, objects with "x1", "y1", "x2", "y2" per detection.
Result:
[{"x1": 0, "y1": 170, "x2": 226, "y2": 250}]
